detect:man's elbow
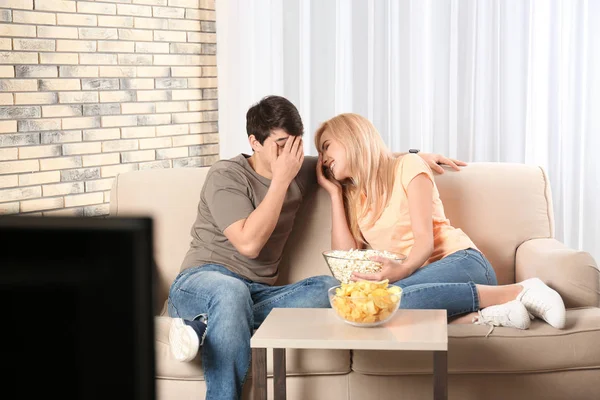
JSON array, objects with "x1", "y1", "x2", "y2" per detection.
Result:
[
  {"x1": 225, "y1": 223, "x2": 262, "y2": 259},
  {"x1": 238, "y1": 242, "x2": 261, "y2": 259}
]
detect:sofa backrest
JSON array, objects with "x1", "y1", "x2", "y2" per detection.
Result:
[{"x1": 110, "y1": 162, "x2": 554, "y2": 313}]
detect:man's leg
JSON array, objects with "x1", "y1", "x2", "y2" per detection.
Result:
[
  {"x1": 250, "y1": 275, "x2": 339, "y2": 328},
  {"x1": 168, "y1": 265, "x2": 254, "y2": 400}
]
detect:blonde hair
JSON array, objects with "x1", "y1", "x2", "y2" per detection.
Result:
[{"x1": 314, "y1": 113, "x2": 397, "y2": 245}]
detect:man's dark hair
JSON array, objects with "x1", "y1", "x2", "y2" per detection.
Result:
[{"x1": 246, "y1": 95, "x2": 304, "y2": 144}]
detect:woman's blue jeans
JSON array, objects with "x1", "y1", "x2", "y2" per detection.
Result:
[
  {"x1": 167, "y1": 264, "x2": 339, "y2": 400},
  {"x1": 393, "y1": 248, "x2": 498, "y2": 317}
]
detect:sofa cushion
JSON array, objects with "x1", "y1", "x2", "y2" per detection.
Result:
[
  {"x1": 154, "y1": 317, "x2": 351, "y2": 380},
  {"x1": 352, "y1": 308, "x2": 600, "y2": 375}
]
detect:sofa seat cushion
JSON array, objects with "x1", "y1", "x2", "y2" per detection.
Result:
[
  {"x1": 352, "y1": 307, "x2": 600, "y2": 375},
  {"x1": 154, "y1": 317, "x2": 351, "y2": 380}
]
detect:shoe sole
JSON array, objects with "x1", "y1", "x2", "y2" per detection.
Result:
[{"x1": 169, "y1": 318, "x2": 200, "y2": 362}]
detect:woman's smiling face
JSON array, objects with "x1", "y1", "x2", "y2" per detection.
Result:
[{"x1": 318, "y1": 130, "x2": 350, "y2": 181}]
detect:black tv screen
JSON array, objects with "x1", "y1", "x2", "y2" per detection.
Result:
[{"x1": 0, "y1": 216, "x2": 156, "y2": 400}]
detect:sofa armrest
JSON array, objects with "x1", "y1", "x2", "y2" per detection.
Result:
[{"x1": 515, "y1": 238, "x2": 600, "y2": 308}]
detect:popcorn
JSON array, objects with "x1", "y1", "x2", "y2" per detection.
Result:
[{"x1": 323, "y1": 249, "x2": 403, "y2": 284}]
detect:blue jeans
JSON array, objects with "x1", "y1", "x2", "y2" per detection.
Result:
[
  {"x1": 167, "y1": 264, "x2": 339, "y2": 400},
  {"x1": 393, "y1": 248, "x2": 498, "y2": 317}
]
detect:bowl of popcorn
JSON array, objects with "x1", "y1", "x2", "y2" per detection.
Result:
[
  {"x1": 328, "y1": 279, "x2": 402, "y2": 327},
  {"x1": 322, "y1": 249, "x2": 406, "y2": 284}
]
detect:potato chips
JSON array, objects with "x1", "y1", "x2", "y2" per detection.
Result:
[{"x1": 329, "y1": 279, "x2": 402, "y2": 325}]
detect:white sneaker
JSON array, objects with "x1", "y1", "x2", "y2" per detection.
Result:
[
  {"x1": 517, "y1": 278, "x2": 566, "y2": 329},
  {"x1": 473, "y1": 300, "x2": 531, "y2": 337},
  {"x1": 169, "y1": 318, "x2": 200, "y2": 362}
]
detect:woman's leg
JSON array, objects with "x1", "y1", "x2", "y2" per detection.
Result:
[
  {"x1": 452, "y1": 281, "x2": 566, "y2": 330},
  {"x1": 393, "y1": 249, "x2": 495, "y2": 316},
  {"x1": 439, "y1": 250, "x2": 564, "y2": 328},
  {"x1": 449, "y1": 284, "x2": 524, "y2": 325},
  {"x1": 394, "y1": 249, "x2": 565, "y2": 329},
  {"x1": 395, "y1": 249, "x2": 496, "y2": 287},
  {"x1": 477, "y1": 283, "x2": 522, "y2": 308},
  {"x1": 394, "y1": 249, "x2": 527, "y2": 326},
  {"x1": 395, "y1": 249, "x2": 529, "y2": 310}
]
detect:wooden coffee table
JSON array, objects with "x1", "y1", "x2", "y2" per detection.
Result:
[{"x1": 250, "y1": 308, "x2": 448, "y2": 400}]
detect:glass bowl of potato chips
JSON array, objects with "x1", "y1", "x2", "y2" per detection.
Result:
[{"x1": 328, "y1": 279, "x2": 402, "y2": 327}]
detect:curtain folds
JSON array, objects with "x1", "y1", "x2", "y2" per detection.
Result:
[{"x1": 216, "y1": 0, "x2": 599, "y2": 261}]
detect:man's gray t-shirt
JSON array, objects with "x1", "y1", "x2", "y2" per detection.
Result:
[{"x1": 180, "y1": 154, "x2": 318, "y2": 285}]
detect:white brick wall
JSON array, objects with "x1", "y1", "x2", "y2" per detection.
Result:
[{"x1": 0, "y1": 0, "x2": 218, "y2": 216}]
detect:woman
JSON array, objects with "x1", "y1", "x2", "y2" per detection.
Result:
[{"x1": 315, "y1": 113, "x2": 566, "y2": 332}]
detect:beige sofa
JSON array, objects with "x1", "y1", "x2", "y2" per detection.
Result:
[{"x1": 109, "y1": 162, "x2": 600, "y2": 400}]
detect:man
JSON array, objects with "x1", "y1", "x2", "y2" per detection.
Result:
[{"x1": 166, "y1": 95, "x2": 465, "y2": 400}]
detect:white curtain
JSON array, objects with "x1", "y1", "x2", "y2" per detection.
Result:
[{"x1": 216, "y1": 0, "x2": 600, "y2": 262}]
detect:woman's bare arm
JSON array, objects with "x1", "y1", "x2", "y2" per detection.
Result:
[{"x1": 402, "y1": 174, "x2": 435, "y2": 273}]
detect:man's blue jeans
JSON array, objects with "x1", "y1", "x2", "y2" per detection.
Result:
[
  {"x1": 167, "y1": 264, "x2": 339, "y2": 400},
  {"x1": 393, "y1": 248, "x2": 498, "y2": 317}
]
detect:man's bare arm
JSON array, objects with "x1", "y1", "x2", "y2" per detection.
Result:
[
  {"x1": 393, "y1": 152, "x2": 467, "y2": 174},
  {"x1": 224, "y1": 180, "x2": 289, "y2": 258},
  {"x1": 223, "y1": 137, "x2": 304, "y2": 259}
]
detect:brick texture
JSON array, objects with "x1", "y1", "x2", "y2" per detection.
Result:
[{"x1": 0, "y1": 0, "x2": 218, "y2": 216}]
